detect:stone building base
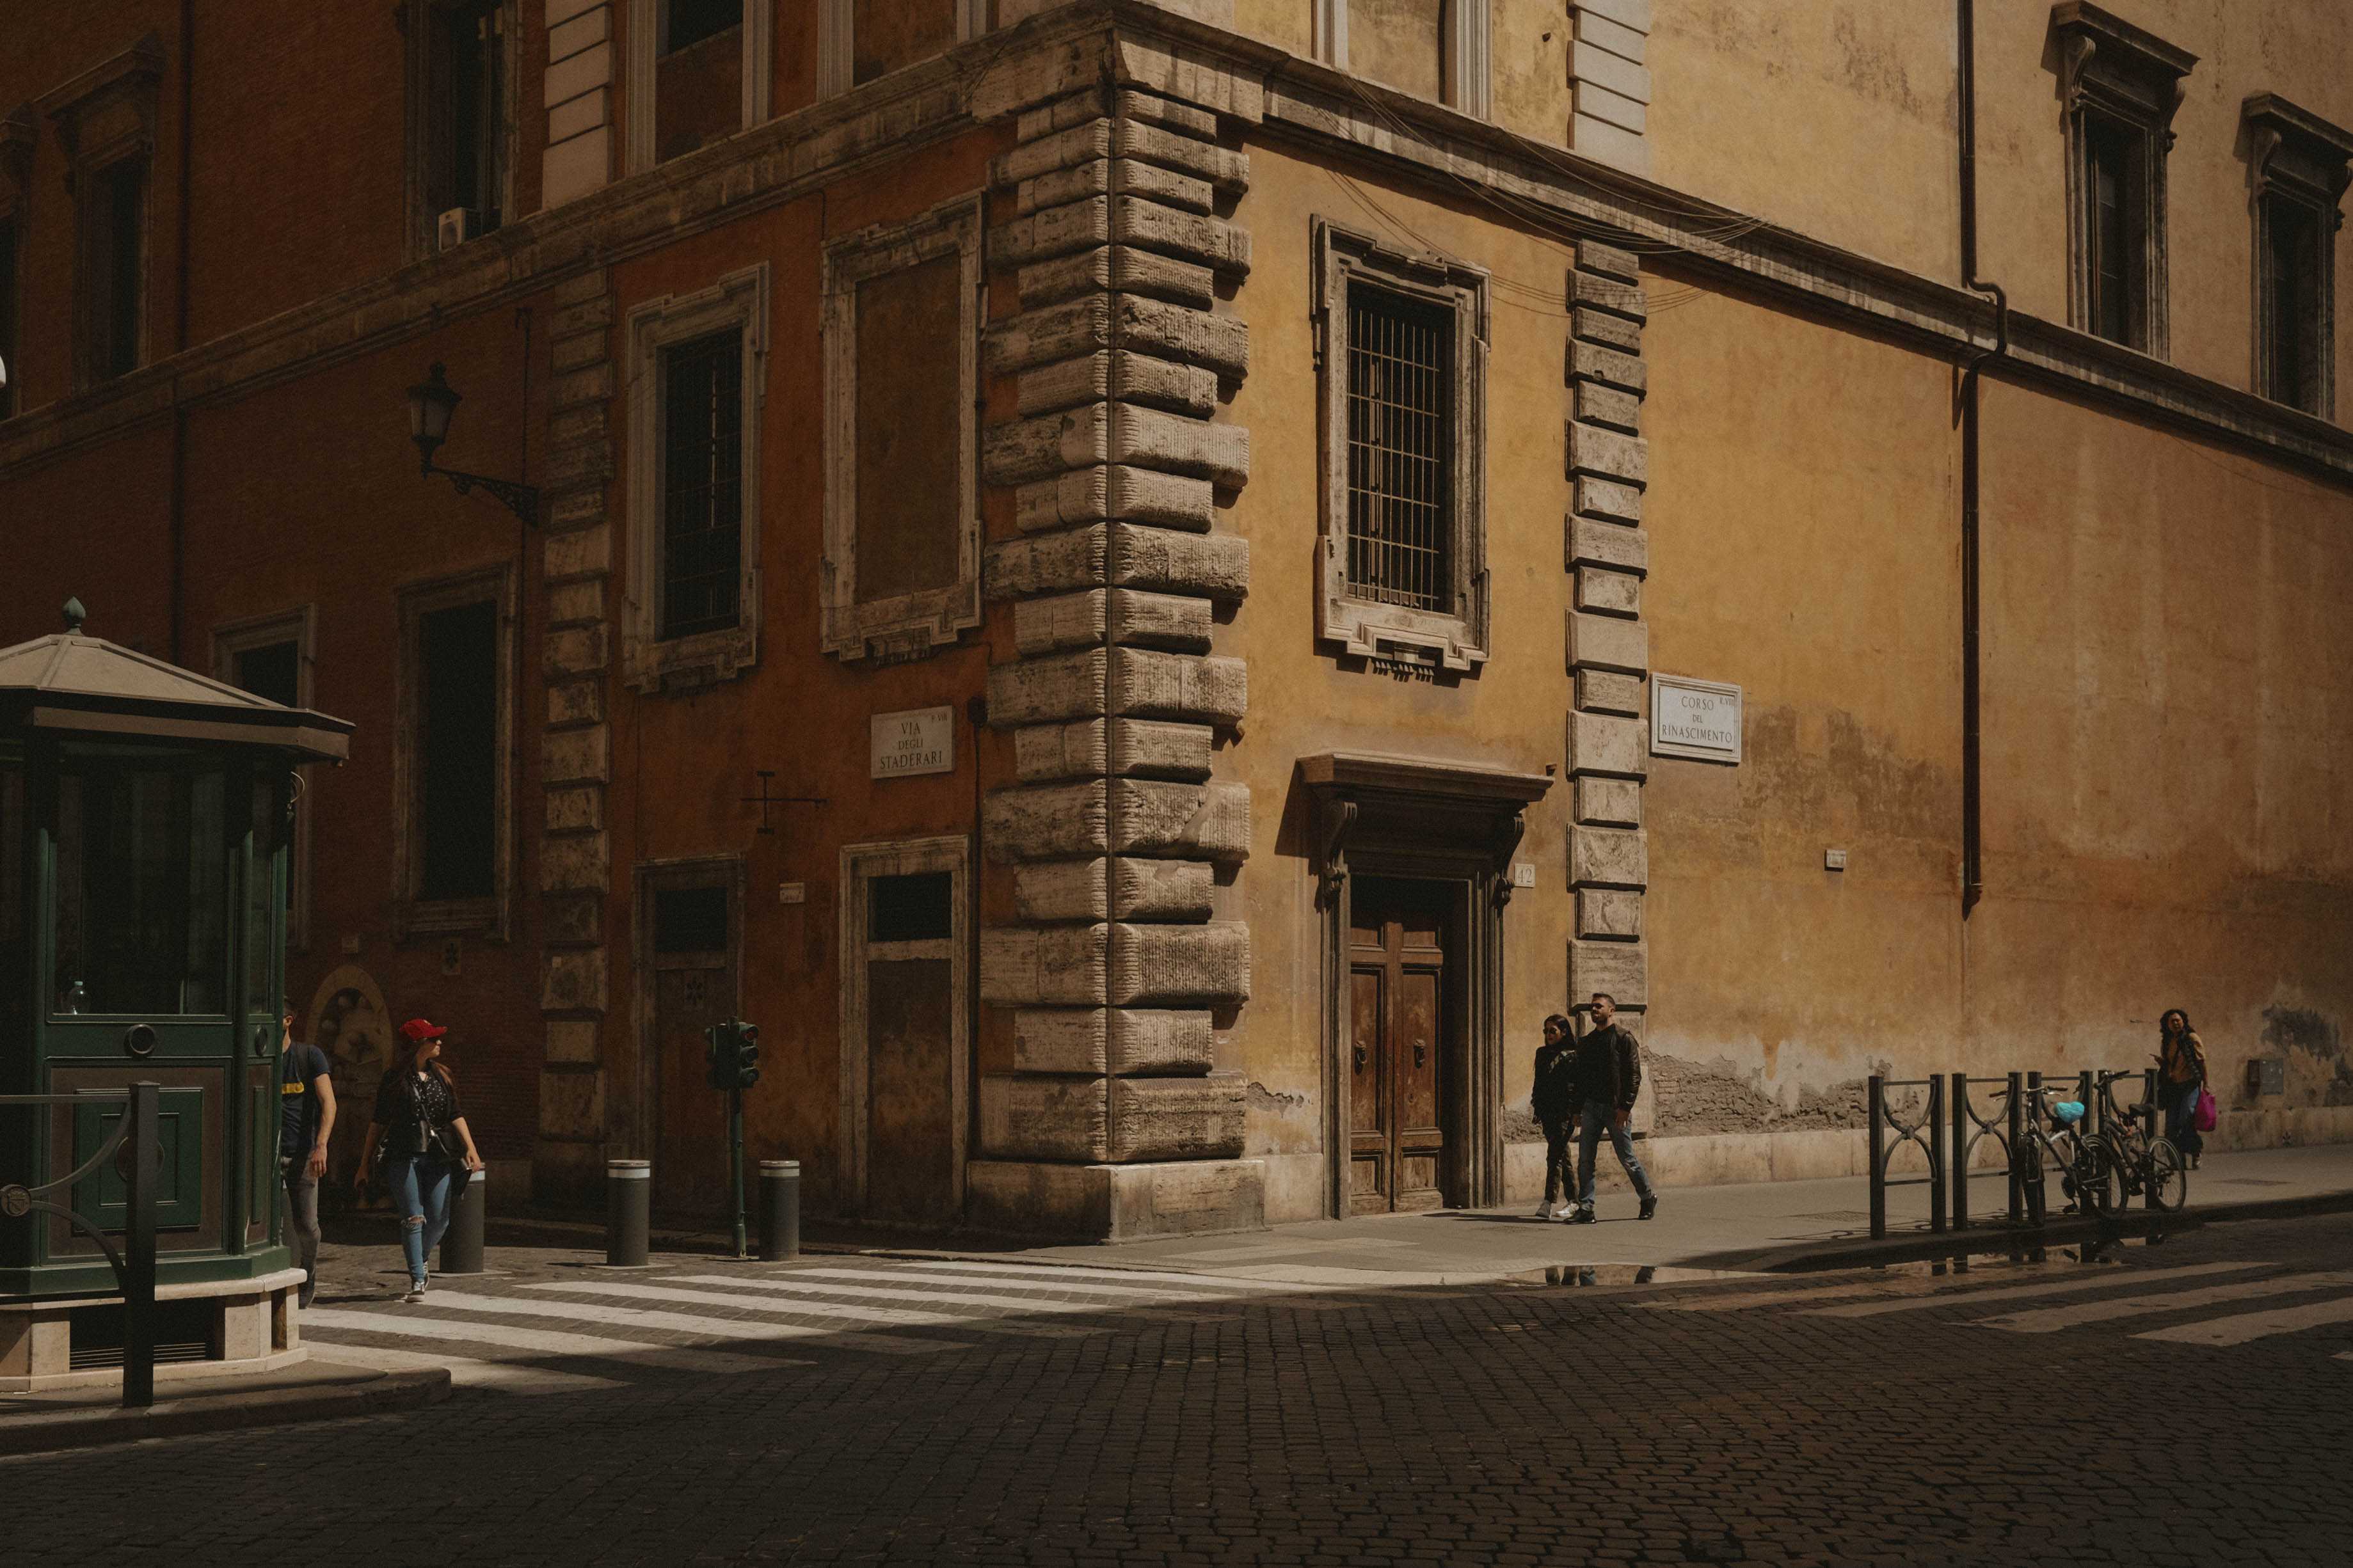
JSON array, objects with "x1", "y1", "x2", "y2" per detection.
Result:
[
  {"x1": 966, "y1": 1157, "x2": 1266, "y2": 1241},
  {"x1": 0, "y1": 1267, "x2": 307, "y2": 1393}
]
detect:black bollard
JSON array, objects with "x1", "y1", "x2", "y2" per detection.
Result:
[
  {"x1": 440, "y1": 1166, "x2": 486, "y2": 1274},
  {"x1": 606, "y1": 1159, "x2": 651, "y2": 1267},
  {"x1": 758, "y1": 1160, "x2": 800, "y2": 1262}
]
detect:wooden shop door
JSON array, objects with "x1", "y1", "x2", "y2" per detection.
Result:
[
  {"x1": 644, "y1": 872, "x2": 740, "y2": 1218},
  {"x1": 1347, "y1": 876, "x2": 1451, "y2": 1214}
]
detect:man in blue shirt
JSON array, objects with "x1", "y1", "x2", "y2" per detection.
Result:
[{"x1": 279, "y1": 1008, "x2": 336, "y2": 1309}]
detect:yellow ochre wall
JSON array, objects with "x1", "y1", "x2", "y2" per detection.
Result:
[
  {"x1": 1648, "y1": 0, "x2": 2353, "y2": 420},
  {"x1": 1219, "y1": 145, "x2": 1583, "y2": 1220},
  {"x1": 1224, "y1": 122, "x2": 2353, "y2": 1215}
]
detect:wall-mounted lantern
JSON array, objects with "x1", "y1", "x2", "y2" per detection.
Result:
[{"x1": 406, "y1": 363, "x2": 539, "y2": 526}]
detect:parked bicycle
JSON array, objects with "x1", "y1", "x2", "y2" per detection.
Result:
[
  {"x1": 2013, "y1": 1081, "x2": 2117, "y2": 1224},
  {"x1": 2090, "y1": 1068, "x2": 2189, "y2": 1213}
]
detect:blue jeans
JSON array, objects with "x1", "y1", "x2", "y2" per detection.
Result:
[
  {"x1": 1577, "y1": 1099, "x2": 1654, "y2": 1207},
  {"x1": 2163, "y1": 1081, "x2": 2204, "y2": 1158},
  {"x1": 387, "y1": 1156, "x2": 457, "y2": 1286}
]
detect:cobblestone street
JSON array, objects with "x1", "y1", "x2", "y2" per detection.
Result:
[{"x1": 8, "y1": 1212, "x2": 2352, "y2": 1565}]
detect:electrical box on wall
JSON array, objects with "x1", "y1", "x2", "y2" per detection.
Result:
[{"x1": 1823, "y1": 848, "x2": 1848, "y2": 871}]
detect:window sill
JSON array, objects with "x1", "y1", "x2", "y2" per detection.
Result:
[
  {"x1": 624, "y1": 622, "x2": 758, "y2": 693},
  {"x1": 1320, "y1": 594, "x2": 1488, "y2": 675},
  {"x1": 395, "y1": 896, "x2": 508, "y2": 940}
]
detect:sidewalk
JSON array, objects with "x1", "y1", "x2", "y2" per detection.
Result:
[
  {"x1": 0, "y1": 1358, "x2": 448, "y2": 1457},
  {"x1": 797, "y1": 1139, "x2": 2353, "y2": 1286}
]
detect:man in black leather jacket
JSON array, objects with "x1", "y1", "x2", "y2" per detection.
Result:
[
  {"x1": 1531, "y1": 1014, "x2": 1579, "y2": 1218},
  {"x1": 1569, "y1": 992, "x2": 1658, "y2": 1223}
]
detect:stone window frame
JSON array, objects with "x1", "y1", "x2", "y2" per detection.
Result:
[
  {"x1": 621, "y1": 260, "x2": 767, "y2": 693},
  {"x1": 621, "y1": 0, "x2": 774, "y2": 175},
  {"x1": 2051, "y1": 3, "x2": 2195, "y2": 360},
  {"x1": 817, "y1": 1, "x2": 990, "y2": 99},
  {"x1": 835, "y1": 835, "x2": 971, "y2": 1219},
  {"x1": 0, "y1": 109, "x2": 33, "y2": 420},
  {"x1": 2244, "y1": 93, "x2": 2352, "y2": 419},
  {"x1": 1312, "y1": 216, "x2": 1490, "y2": 674},
  {"x1": 391, "y1": 563, "x2": 516, "y2": 941},
  {"x1": 211, "y1": 606, "x2": 319, "y2": 953},
  {"x1": 1312, "y1": 0, "x2": 1492, "y2": 120},
  {"x1": 818, "y1": 194, "x2": 984, "y2": 663},
  {"x1": 401, "y1": 0, "x2": 520, "y2": 261},
  {"x1": 36, "y1": 36, "x2": 163, "y2": 392}
]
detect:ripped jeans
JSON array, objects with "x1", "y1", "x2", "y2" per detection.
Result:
[{"x1": 385, "y1": 1156, "x2": 458, "y2": 1287}]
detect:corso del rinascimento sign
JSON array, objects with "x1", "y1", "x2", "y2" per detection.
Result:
[{"x1": 1650, "y1": 674, "x2": 1742, "y2": 764}]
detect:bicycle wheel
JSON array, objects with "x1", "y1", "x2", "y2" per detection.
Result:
[
  {"x1": 2072, "y1": 1136, "x2": 2120, "y2": 1217},
  {"x1": 2144, "y1": 1137, "x2": 2189, "y2": 1213}
]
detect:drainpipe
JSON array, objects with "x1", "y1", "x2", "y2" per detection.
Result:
[
  {"x1": 168, "y1": 0, "x2": 194, "y2": 663},
  {"x1": 1957, "y1": 0, "x2": 2007, "y2": 919}
]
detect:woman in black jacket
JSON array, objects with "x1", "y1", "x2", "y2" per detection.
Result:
[{"x1": 358, "y1": 1017, "x2": 484, "y2": 1302}]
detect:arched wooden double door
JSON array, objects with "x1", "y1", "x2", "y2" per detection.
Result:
[{"x1": 1347, "y1": 876, "x2": 1453, "y2": 1214}]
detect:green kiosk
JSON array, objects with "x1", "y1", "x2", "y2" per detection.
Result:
[{"x1": 1, "y1": 601, "x2": 351, "y2": 1391}]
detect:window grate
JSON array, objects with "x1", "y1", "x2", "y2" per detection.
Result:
[
  {"x1": 1345, "y1": 284, "x2": 1453, "y2": 613},
  {"x1": 661, "y1": 329, "x2": 744, "y2": 640}
]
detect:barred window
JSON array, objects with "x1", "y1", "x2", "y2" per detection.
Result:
[
  {"x1": 1314, "y1": 219, "x2": 1487, "y2": 673},
  {"x1": 660, "y1": 329, "x2": 744, "y2": 640},
  {"x1": 1346, "y1": 284, "x2": 1455, "y2": 613}
]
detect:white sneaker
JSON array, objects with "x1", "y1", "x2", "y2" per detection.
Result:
[
  {"x1": 403, "y1": 1280, "x2": 427, "y2": 1304},
  {"x1": 1553, "y1": 1203, "x2": 1578, "y2": 1219}
]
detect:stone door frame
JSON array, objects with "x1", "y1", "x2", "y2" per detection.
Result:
[
  {"x1": 836, "y1": 834, "x2": 971, "y2": 1221},
  {"x1": 1302, "y1": 752, "x2": 1552, "y2": 1220}
]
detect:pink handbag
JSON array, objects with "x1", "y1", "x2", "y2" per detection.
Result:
[{"x1": 2194, "y1": 1088, "x2": 2217, "y2": 1132}]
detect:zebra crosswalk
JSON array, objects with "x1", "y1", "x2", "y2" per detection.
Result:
[
  {"x1": 298, "y1": 1258, "x2": 1290, "y2": 1395},
  {"x1": 1641, "y1": 1257, "x2": 2353, "y2": 1357}
]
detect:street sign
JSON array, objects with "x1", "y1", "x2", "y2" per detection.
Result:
[
  {"x1": 1650, "y1": 674, "x2": 1743, "y2": 764},
  {"x1": 871, "y1": 706, "x2": 954, "y2": 779}
]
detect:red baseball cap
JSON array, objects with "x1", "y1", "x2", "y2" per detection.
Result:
[{"x1": 398, "y1": 1018, "x2": 447, "y2": 1043}]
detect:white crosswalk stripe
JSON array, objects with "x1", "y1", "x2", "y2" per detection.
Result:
[
  {"x1": 302, "y1": 1306, "x2": 810, "y2": 1377},
  {"x1": 1802, "y1": 1263, "x2": 2260, "y2": 1319},
  {"x1": 533, "y1": 1279, "x2": 970, "y2": 1326},
  {"x1": 417, "y1": 1289, "x2": 957, "y2": 1355},
  {"x1": 660, "y1": 1273, "x2": 1218, "y2": 1316},
  {"x1": 288, "y1": 1258, "x2": 1270, "y2": 1388},
  {"x1": 794, "y1": 1266, "x2": 1229, "y2": 1300},
  {"x1": 2133, "y1": 1292, "x2": 2353, "y2": 1347},
  {"x1": 309, "y1": 1340, "x2": 630, "y2": 1395},
  {"x1": 904, "y1": 1259, "x2": 1298, "y2": 1292},
  {"x1": 1972, "y1": 1272, "x2": 2353, "y2": 1334}
]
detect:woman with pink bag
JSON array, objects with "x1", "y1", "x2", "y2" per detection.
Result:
[{"x1": 2158, "y1": 1010, "x2": 2211, "y2": 1169}]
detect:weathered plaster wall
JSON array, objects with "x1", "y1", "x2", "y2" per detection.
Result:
[
  {"x1": 1645, "y1": 1, "x2": 1959, "y2": 283},
  {"x1": 1650, "y1": 0, "x2": 2353, "y2": 420},
  {"x1": 1638, "y1": 287, "x2": 1964, "y2": 1136},
  {"x1": 1636, "y1": 273, "x2": 2353, "y2": 1148},
  {"x1": 1969, "y1": 382, "x2": 2353, "y2": 1123}
]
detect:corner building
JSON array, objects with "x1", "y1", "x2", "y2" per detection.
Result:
[{"x1": 3, "y1": 1, "x2": 2349, "y2": 1239}]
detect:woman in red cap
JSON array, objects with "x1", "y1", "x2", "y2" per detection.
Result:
[{"x1": 356, "y1": 1018, "x2": 485, "y2": 1302}]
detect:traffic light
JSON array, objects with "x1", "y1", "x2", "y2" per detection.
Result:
[{"x1": 704, "y1": 1019, "x2": 762, "y2": 1091}]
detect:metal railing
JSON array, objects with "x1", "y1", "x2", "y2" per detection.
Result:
[
  {"x1": 1867, "y1": 1075, "x2": 1947, "y2": 1240},
  {"x1": 1, "y1": 1082, "x2": 160, "y2": 1407},
  {"x1": 1948, "y1": 1071, "x2": 2023, "y2": 1230},
  {"x1": 1869, "y1": 1066, "x2": 2182, "y2": 1240}
]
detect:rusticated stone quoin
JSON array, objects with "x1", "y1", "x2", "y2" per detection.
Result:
[
  {"x1": 976, "y1": 84, "x2": 1262, "y2": 1237},
  {"x1": 1564, "y1": 240, "x2": 1654, "y2": 1070}
]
